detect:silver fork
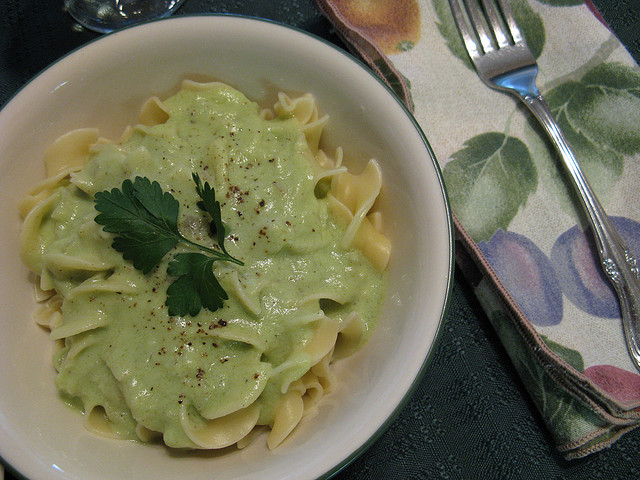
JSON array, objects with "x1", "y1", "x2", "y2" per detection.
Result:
[{"x1": 449, "y1": 0, "x2": 640, "y2": 372}]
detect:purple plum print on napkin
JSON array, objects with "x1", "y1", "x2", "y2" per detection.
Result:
[
  {"x1": 478, "y1": 229, "x2": 563, "y2": 326},
  {"x1": 551, "y1": 216, "x2": 640, "y2": 318}
]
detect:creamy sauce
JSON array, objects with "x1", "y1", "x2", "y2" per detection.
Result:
[{"x1": 24, "y1": 85, "x2": 384, "y2": 447}]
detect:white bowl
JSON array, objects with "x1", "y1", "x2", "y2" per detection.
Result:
[{"x1": 0, "y1": 15, "x2": 453, "y2": 480}]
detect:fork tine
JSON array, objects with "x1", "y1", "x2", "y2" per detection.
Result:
[
  {"x1": 496, "y1": 0, "x2": 525, "y2": 44},
  {"x1": 479, "y1": 0, "x2": 510, "y2": 47},
  {"x1": 449, "y1": 0, "x2": 482, "y2": 57},
  {"x1": 464, "y1": 0, "x2": 496, "y2": 53}
]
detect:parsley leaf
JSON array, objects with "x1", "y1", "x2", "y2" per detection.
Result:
[
  {"x1": 166, "y1": 253, "x2": 227, "y2": 316},
  {"x1": 94, "y1": 175, "x2": 243, "y2": 316},
  {"x1": 193, "y1": 172, "x2": 231, "y2": 257},
  {"x1": 94, "y1": 177, "x2": 180, "y2": 274}
]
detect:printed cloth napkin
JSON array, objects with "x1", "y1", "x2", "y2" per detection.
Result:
[{"x1": 315, "y1": 0, "x2": 640, "y2": 459}]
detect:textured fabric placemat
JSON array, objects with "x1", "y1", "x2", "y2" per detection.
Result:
[{"x1": 315, "y1": 0, "x2": 640, "y2": 460}]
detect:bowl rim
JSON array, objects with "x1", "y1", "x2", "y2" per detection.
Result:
[{"x1": 0, "y1": 13, "x2": 455, "y2": 480}]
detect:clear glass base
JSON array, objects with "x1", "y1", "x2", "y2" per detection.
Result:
[{"x1": 64, "y1": 0, "x2": 186, "y2": 33}]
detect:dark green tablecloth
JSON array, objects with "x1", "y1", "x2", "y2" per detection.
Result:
[{"x1": 1, "y1": 1, "x2": 639, "y2": 478}]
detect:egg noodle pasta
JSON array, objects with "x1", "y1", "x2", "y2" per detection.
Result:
[{"x1": 19, "y1": 80, "x2": 390, "y2": 450}]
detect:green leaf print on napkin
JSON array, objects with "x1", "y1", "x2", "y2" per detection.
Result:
[
  {"x1": 541, "y1": 335, "x2": 585, "y2": 372},
  {"x1": 511, "y1": 0, "x2": 545, "y2": 58},
  {"x1": 444, "y1": 132, "x2": 537, "y2": 242},
  {"x1": 569, "y1": 63, "x2": 640, "y2": 155},
  {"x1": 433, "y1": 0, "x2": 545, "y2": 68},
  {"x1": 433, "y1": 0, "x2": 471, "y2": 66},
  {"x1": 525, "y1": 63, "x2": 640, "y2": 218}
]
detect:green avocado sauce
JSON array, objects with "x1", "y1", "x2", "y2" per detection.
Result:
[{"x1": 25, "y1": 84, "x2": 385, "y2": 448}]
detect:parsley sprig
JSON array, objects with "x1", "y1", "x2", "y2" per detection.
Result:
[{"x1": 94, "y1": 173, "x2": 243, "y2": 316}]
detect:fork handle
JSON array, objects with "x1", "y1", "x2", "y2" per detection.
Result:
[{"x1": 523, "y1": 93, "x2": 640, "y2": 372}]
